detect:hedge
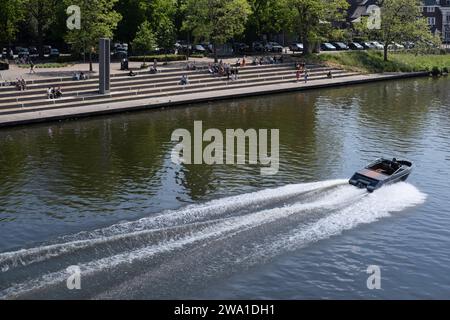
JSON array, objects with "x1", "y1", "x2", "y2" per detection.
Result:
[
  {"x1": 128, "y1": 54, "x2": 187, "y2": 62},
  {"x1": 17, "y1": 62, "x2": 73, "y2": 68},
  {"x1": 0, "y1": 60, "x2": 9, "y2": 70}
]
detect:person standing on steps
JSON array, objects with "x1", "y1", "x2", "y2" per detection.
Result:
[
  {"x1": 29, "y1": 60, "x2": 36, "y2": 74},
  {"x1": 296, "y1": 64, "x2": 302, "y2": 82},
  {"x1": 304, "y1": 68, "x2": 309, "y2": 83}
]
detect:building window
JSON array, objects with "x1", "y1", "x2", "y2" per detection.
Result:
[
  {"x1": 426, "y1": 7, "x2": 435, "y2": 13},
  {"x1": 428, "y1": 17, "x2": 436, "y2": 25},
  {"x1": 447, "y1": 15, "x2": 450, "y2": 23}
]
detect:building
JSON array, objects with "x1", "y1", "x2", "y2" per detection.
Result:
[
  {"x1": 348, "y1": 0, "x2": 450, "y2": 43},
  {"x1": 347, "y1": 0, "x2": 379, "y2": 24},
  {"x1": 421, "y1": 0, "x2": 450, "y2": 43}
]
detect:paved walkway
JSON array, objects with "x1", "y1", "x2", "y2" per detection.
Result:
[{"x1": 0, "y1": 72, "x2": 427, "y2": 128}]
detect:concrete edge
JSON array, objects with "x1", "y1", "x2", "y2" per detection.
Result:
[{"x1": 0, "y1": 72, "x2": 429, "y2": 128}]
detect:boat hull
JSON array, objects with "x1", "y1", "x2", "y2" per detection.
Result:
[{"x1": 349, "y1": 159, "x2": 413, "y2": 192}]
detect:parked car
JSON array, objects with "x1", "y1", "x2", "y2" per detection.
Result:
[
  {"x1": 265, "y1": 42, "x2": 283, "y2": 52},
  {"x1": 43, "y1": 45, "x2": 52, "y2": 55},
  {"x1": 348, "y1": 42, "x2": 364, "y2": 50},
  {"x1": 289, "y1": 42, "x2": 304, "y2": 52},
  {"x1": 370, "y1": 41, "x2": 384, "y2": 50},
  {"x1": 18, "y1": 48, "x2": 30, "y2": 59},
  {"x1": 28, "y1": 46, "x2": 38, "y2": 55},
  {"x1": 192, "y1": 44, "x2": 206, "y2": 54},
  {"x1": 388, "y1": 42, "x2": 404, "y2": 50},
  {"x1": 320, "y1": 43, "x2": 337, "y2": 51},
  {"x1": 332, "y1": 42, "x2": 349, "y2": 50},
  {"x1": 403, "y1": 41, "x2": 415, "y2": 49},
  {"x1": 114, "y1": 43, "x2": 128, "y2": 52},
  {"x1": 362, "y1": 42, "x2": 376, "y2": 49},
  {"x1": 112, "y1": 49, "x2": 128, "y2": 59},
  {"x1": 233, "y1": 42, "x2": 250, "y2": 53},
  {"x1": 252, "y1": 41, "x2": 265, "y2": 52},
  {"x1": 50, "y1": 48, "x2": 60, "y2": 58},
  {"x1": 200, "y1": 43, "x2": 213, "y2": 53},
  {"x1": 175, "y1": 41, "x2": 190, "y2": 54}
]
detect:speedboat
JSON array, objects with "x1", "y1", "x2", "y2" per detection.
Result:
[{"x1": 349, "y1": 158, "x2": 413, "y2": 192}]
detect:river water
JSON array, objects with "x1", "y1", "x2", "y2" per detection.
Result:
[{"x1": 0, "y1": 77, "x2": 449, "y2": 299}]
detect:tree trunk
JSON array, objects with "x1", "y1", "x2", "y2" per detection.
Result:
[
  {"x1": 89, "y1": 50, "x2": 93, "y2": 72},
  {"x1": 303, "y1": 38, "x2": 311, "y2": 55},
  {"x1": 384, "y1": 45, "x2": 388, "y2": 61},
  {"x1": 38, "y1": 22, "x2": 44, "y2": 59},
  {"x1": 213, "y1": 43, "x2": 218, "y2": 63}
]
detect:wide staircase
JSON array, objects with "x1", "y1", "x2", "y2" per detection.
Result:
[{"x1": 0, "y1": 63, "x2": 359, "y2": 116}]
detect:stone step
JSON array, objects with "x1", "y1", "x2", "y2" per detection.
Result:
[
  {"x1": 0, "y1": 63, "x2": 313, "y2": 92},
  {"x1": 0, "y1": 71, "x2": 359, "y2": 115},
  {"x1": 0, "y1": 68, "x2": 344, "y2": 107},
  {"x1": 0, "y1": 64, "x2": 320, "y2": 96},
  {"x1": 0, "y1": 66, "x2": 336, "y2": 102}
]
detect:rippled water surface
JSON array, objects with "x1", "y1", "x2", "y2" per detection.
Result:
[{"x1": 0, "y1": 77, "x2": 449, "y2": 299}]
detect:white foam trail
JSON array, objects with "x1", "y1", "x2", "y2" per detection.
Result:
[
  {"x1": 0, "y1": 183, "x2": 426, "y2": 299},
  {"x1": 0, "y1": 180, "x2": 345, "y2": 271},
  {"x1": 241, "y1": 182, "x2": 427, "y2": 263},
  {"x1": 0, "y1": 184, "x2": 361, "y2": 299}
]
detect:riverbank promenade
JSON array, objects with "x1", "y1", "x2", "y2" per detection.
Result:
[{"x1": 0, "y1": 61, "x2": 426, "y2": 128}]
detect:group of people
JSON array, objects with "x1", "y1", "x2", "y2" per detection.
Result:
[
  {"x1": 72, "y1": 71, "x2": 88, "y2": 81},
  {"x1": 150, "y1": 59, "x2": 158, "y2": 74},
  {"x1": 47, "y1": 86, "x2": 62, "y2": 99},
  {"x1": 15, "y1": 77, "x2": 27, "y2": 91},
  {"x1": 186, "y1": 61, "x2": 197, "y2": 71},
  {"x1": 208, "y1": 61, "x2": 240, "y2": 81},
  {"x1": 295, "y1": 62, "x2": 309, "y2": 83},
  {"x1": 252, "y1": 55, "x2": 283, "y2": 65}
]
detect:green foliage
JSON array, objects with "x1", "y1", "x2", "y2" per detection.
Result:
[
  {"x1": 64, "y1": 0, "x2": 122, "y2": 55},
  {"x1": 246, "y1": 0, "x2": 293, "y2": 39},
  {"x1": 132, "y1": 21, "x2": 157, "y2": 55},
  {"x1": 320, "y1": 51, "x2": 450, "y2": 73},
  {"x1": 114, "y1": 0, "x2": 148, "y2": 42},
  {"x1": 431, "y1": 66, "x2": 441, "y2": 76},
  {"x1": 0, "y1": 60, "x2": 10, "y2": 70},
  {"x1": 290, "y1": 0, "x2": 349, "y2": 54},
  {"x1": 128, "y1": 54, "x2": 187, "y2": 62},
  {"x1": 0, "y1": 0, "x2": 26, "y2": 45},
  {"x1": 182, "y1": 0, "x2": 252, "y2": 47},
  {"x1": 17, "y1": 62, "x2": 73, "y2": 68},
  {"x1": 56, "y1": 55, "x2": 78, "y2": 63},
  {"x1": 367, "y1": 0, "x2": 439, "y2": 61}
]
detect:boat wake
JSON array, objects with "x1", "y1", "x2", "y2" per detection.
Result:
[{"x1": 0, "y1": 180, "x2": 426, "y2": 299}]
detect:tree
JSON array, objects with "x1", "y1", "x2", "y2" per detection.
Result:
[
  {"x1": 246, "y1": 0, "x2": 293, "y2": 40},
  {"x1": 64, "y1": 0, "x2": 122, "y2": 71},
  {"x1": 0, "y1": 0, "x2": 26, "y2": 51},
  {"x1": 148, "y1": 0, "x2": 177, "y2": 53},
  {"x1": 290, "y1": 0, "x2": 349, "y2": 55},
  {"x1": 28, "y1": 0, "x2": 59, "y2": 58},
  {"x1": 114, "y1": 0, "x2": 147, "y2": 43},
  {"x1": 131, "y1": 20, "x2": 157, "y2": 55},
  {"x1": 376, "y1": 0, "x2": 437, "y2": 61},
  {"x1": 183, "y1": 0, "x2": 252, "y2": 62}
]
